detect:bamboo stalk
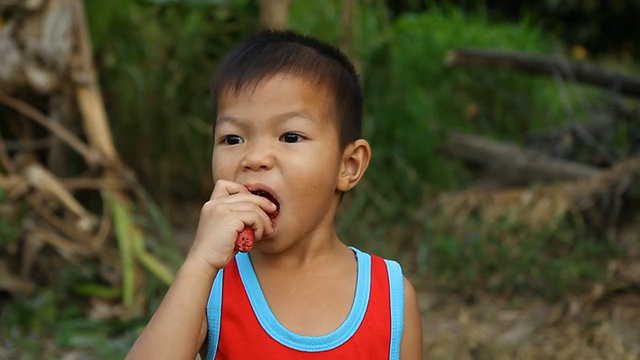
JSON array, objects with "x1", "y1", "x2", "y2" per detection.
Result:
[
  {"x1": 91, "y1": 189, "x2": 113, "y2": 251},
  {"x1": 20, "y1": 232, "x2": 46, "y2": 278},
  {"x1": 26, "y1": 192, "x2": 94, "y2": 246},
  {"x1": 61, "y1": 177, "x2": 128, "y2": 190},
  {"x1": 111, "y1": 191, "x2": 174, "y2": 286},
  {"x1": 70, "y1": 0, "x2": 118, "y2": 162},
  {"x1": 22, "y1": 160, "x2": 97, "y2": 232},
  {"x1": 0, "y1": 173, "x2": 24, "y2": 193},
  {"x1": 0, "y1": 94, "x2": 101, "y2": 167},
  {"x1": 69, "y1": 0, "x2": 138, "y2": 312},
  {"x1": 0, "y1": 260, "x2": 35, "y2": 294},
  {"x1": 29, "y1": 228, "x2": 92, "y2": 256},
  {"x1": 109, "y1": 192, "x2": 136, "y2": 309},
  {"x1": 0, "y1": 128, "x2": 17, "y2": 173},
  {"x1": 0, "y1": 174, "x2": 29, "y2": 200},
  {"x1": 66, "y1": 0, "x2": 177, "y2": 312},
  {"x1": 131, "y1": 180, "x2": 174, "y2": 244},
  {"x1": 73, "y1": 283, "x2": 121, "y2": 300},
  {"x1": 109, "y1": 189, "x2": 175, "y2": 312},
  {"x1": 131, "y1": 231, "x2": 175, "y2": 286}
]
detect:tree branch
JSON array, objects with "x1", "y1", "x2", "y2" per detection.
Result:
[
  {"x1": 438, "y1": 132, "x2": 602, "y2": 185},
  {"x1": 445, "y1": 48, "x2": 640, "y2": 98}
]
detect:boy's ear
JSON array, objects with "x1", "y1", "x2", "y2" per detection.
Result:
[{"x1": 337, "y1": 139, "x2": 372, "y2": 192}]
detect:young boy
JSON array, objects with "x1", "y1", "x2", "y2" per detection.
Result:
[{"x1": 126, "y1": 30, "x2": 423, "y2": 359}]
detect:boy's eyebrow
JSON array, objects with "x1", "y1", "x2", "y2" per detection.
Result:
[
  {"x1": 216, "y1": 115, "x2": 243, "y2": 127},
  {"x1": 276, "y1": 110, "x2": 318, "y2": 123},
  {"x1": 216, "y1": 111, "x2": 318, "y2": 126}
]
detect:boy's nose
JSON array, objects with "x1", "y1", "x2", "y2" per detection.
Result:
[{"x1": 241, "y1": 142, "x2": 275, "y2": 171}]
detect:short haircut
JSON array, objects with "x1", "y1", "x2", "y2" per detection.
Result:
[{"x1": 209, "y1": 30, "x2": 363, "y2": 148}]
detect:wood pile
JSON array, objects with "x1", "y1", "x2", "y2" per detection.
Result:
[{"x1": 0, "y1": 0, "x2": 174, "y2": 318}]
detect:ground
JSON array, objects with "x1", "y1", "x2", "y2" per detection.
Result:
[{"x1": 418, "y1": 289, "x2": 640, "y2": 359}]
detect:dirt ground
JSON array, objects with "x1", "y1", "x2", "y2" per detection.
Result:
[{"x1": 417, "y1": 288, "x2": 640, "y2": 359}]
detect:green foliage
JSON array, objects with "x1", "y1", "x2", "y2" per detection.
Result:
[
  {"x1": 0, "y1": 289, "x2": 141, "y2": 359},
  {"x1": 85, "y1": 0, "x2": 259, "y2": 203},
  {"x1": 288, "y1": 0, "x2": 342, "y2": 42},
  {"x1": 366, "y1": 6, "x2": 568, "y2": 190},
  {"x1": 428, "y1": 213, "x2": 621, "y2": 299},
  {"x1": 0, "y1": 259, "x2": 163, "y2": 358}
]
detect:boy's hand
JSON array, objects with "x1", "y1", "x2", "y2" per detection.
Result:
[{"x1": 187, "y1": 180, "x2": 277, "y2": 272}]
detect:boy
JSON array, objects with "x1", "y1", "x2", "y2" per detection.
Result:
[{"x1": 127, "y1": 30, "x2": 423, "y2": 359}]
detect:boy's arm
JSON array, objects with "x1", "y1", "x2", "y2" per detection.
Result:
[
  {"x1": 400, "y1": 276, "x2": 423, "y2": 360},
  {"x1": 125, "y1": 259, "x2": 217, "y2": 360},
  {"x1": 126, "y1": 180, "x2": 277, "y2": 359}
]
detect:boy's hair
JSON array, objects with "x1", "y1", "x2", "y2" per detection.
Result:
[{"x1": 209, "y1": 30, "x2": 363, "y2": 148}]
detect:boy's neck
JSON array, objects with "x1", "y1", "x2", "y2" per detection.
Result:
[{"x1": 249, "y1": 232, "x2": 351, "y2": 271}]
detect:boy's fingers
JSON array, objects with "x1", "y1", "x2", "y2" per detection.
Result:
[
  {"x1": 233, "y1": 210, "x2": 273, "y2": 239},
  {"x1": 210, "y1": 180, "x2": 249, "y2": 200},
  {"x1": 209, "y1": 180, "x2": 277, "y2": 214},
  {"x1": 209, "y1": 192, "x2": 277, "y2": 214}
]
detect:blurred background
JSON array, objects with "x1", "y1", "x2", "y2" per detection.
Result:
[{"x1": 1, "y1": 0, "x2": 639, "y2": 358}]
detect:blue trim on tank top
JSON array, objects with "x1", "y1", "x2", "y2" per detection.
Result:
[
  {"x1": 384, "y1": 259, "x2": 404, "y2": 360},
  {"x1": 205, "y1": 269, "x2": 224, "y2": 360},
  {"x1": 235, "y1": 246, "x2": 371, "y2": 352}
]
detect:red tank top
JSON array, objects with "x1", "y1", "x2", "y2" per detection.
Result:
[{"x1": 205, "y1": 247, "x2": 404, "y2": 359}]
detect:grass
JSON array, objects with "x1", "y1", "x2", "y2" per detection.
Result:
[{"x1": 427, "y1": 213, "x2": 621, "y2": 299}]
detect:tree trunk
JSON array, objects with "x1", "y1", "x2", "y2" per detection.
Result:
[
  {"x1": 258, "y1": 0, "x2": 290, "y2": 30},
  {"x1": 438, "y1": 132, "x2": 602, "y2": 186},
  {"x1": 339, "y1": 0, "x2": 362, "y2": 74},
  {"x1": 445, "y1": 48, "x2": 640, "y2": 98}
]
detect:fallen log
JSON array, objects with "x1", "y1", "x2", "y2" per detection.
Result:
[
  {"x1": 436, "y1": 156, "x2": 639, "y2": 233},
  {"x1": 444, "y1": 49, "x2": 640, "y2": 98},
  {"x1": 438, "y1": 132, "x2": 602, "y2": 185}
]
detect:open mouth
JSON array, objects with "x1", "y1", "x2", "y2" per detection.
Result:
[{"x1": 251, "y1": 190, "x2": 280, "y2": 220}]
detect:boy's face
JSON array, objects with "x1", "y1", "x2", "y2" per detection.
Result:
[{"x1": 212, "y1": 74, "x2": 346, "y2": 249}]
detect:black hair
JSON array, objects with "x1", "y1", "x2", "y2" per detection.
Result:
[{"x1": 209, "y1": 30, "x2": 363, "y2": 148}]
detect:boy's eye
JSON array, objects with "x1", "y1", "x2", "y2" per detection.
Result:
[
  {"x1": 280, "y1": 133, "x2": 303, "y2": 143},
  {"x1": 221, "y1": 135, "x2": 244, "y2": 145}
]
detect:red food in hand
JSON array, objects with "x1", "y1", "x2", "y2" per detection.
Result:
[
  {"x1": 235, "y1": 226, "x2": 255, "y2": 252},
  {"x1": 234, "y1": 190, "x2": 279, "y2": 252}
]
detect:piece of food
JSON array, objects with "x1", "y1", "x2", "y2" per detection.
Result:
[
  {"x1": 234, "y1": 190, "x2": 280, "y2": 252},
  {"x1": 235, "y1": 226, "x2": 255, "y2": 252}
]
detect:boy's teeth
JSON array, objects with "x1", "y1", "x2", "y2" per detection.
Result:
[{"x1": 251, "y1": 190, "x2": 269, "y2": 198}]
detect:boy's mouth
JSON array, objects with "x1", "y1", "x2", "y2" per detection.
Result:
[{"x1": 251, "y1": 190, "x2": 280, "y2": 220}]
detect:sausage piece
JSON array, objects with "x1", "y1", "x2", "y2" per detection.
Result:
[{"x1": 235, "y1": 226, "x2": 255, "y2": 252}]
